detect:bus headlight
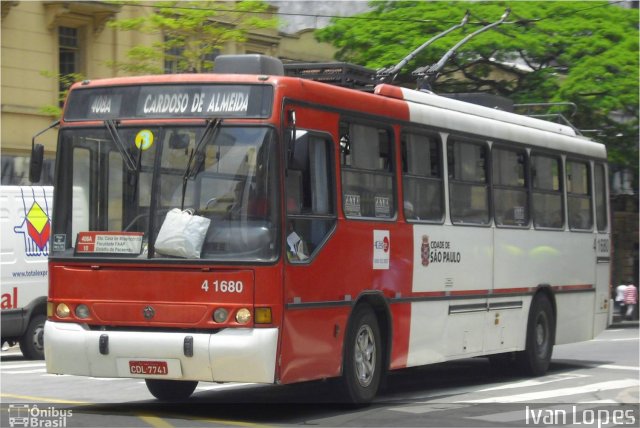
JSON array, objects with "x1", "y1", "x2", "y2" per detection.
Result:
[
  {"x1": 213, "y1": 308, "x2": 228, "y2": 323},
  {"x1": 56, "y1": 303, "x2": 71, "y2": 318},
  {"x1": 235, "y1": 308, "x2": 251, "y2": 324},
  {"x1": 75, "y1": 304, "x2": 90, "y2": 319}
]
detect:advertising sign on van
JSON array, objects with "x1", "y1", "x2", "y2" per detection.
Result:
[
  {"x1": 1, "y1": 186, "x2": 53, "y2": 359},
  {"x1": 13, "y1": 187, "x2": 51, "y2": 257}
]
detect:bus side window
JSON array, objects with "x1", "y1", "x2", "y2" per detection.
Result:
[
  {"x1": 286, "y1": 170, "x2": 303, "y2": 214},
  {"x1": 594, "y1": 163, "x2": 608, "y2": 232},
  {"x1": 492, "y1": 147, "x2": 529, "y2": 227},
  {"x1": 531, "y1": 153, "x2": 564, "y2": 229},
  {"x1": 566, "y1": 159, "x2": 593, "y2": 231},
  {"x1": 447, "y1": 138, "x2": 489, "y2": 225},
  {"x1": 401, "y1": 132, "x2": 443, "y2": 222},
  {"x1": 340, "y1": 122, "x2": 395, "y2": 219},
  {"x1": 287, "y1": 133, "x2": 335, "y2": 262}
]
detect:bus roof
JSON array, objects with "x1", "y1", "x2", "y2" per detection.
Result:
[
  {"x1": 65, "y1": 72, "x2": 607, "y2": 160},
  {"x1": 371, "y1": 84, "x2": 606, "y2": 159},
  {"x1": 375, "y1": 84, "x2": 577, "y2": 137}
]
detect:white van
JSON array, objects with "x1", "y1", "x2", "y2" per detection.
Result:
[{"x1": 1, "y1": 186, "x2": 53, "y2": 359}]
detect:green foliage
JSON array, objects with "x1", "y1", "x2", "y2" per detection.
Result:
[
  {"x1": 316, "y1": 1, "x2": 639, "y2": 171},
  {"x1": 39, "y1": 71, "x2": 85, "y2": 118},
  {"x1": 108, "y1": 1, "x2": 278, "y2": 74}
]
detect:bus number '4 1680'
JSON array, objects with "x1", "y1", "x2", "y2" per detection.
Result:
[{"x1": 201, "y1": 280, "x2": 244, "y2": 293}]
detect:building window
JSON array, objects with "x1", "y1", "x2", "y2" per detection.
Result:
[
  {"x1": 164, "y1": 36, "x2": 184, "y2": 74},
  {"x1": 164, "y1": 35, "x2": 219, "y2": 73},
  {"x1": 59, "y1": 26, "x2": 80, "y2": 102},
  {"x1": 1, "y1": 154, "x2": 54, "y2": 186}
]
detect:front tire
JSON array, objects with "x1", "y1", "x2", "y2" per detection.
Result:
[
  {"x1": 19, "y1": 314, "x2": 46, "y2": 360},
  {"x1": 341, "y1": 304, "x2": 382, "y2": 404},
  {"x1": 517, "y1": 294, "x2": 555, "y2": 376},
  {"x1": 145, "y1": 379, "x2": 198, "y2": 401}
]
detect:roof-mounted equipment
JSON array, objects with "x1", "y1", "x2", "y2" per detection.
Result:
[
  {"x1": 376, "y1": 11, "x2": 470, "y2": 85},
  {"x1": 412, "y1": 8, "x2": 510, "y2": 91},
  {"x1": 214, "y1": 54, "x2": 284, "y2": 76},
  {"x1": 514, "y1": 102, "x2": 582, "y2": 135},
  {"x1": 283, "y1": 62, "x2": 376, "y2": 91}
]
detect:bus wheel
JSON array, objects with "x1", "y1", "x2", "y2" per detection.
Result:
[
  {"x1": 145, "y1": 379, "x2": 198, "y2": 401},
  {"x1": 341, "y1": 304, "x2": 382, "y2": 404},
  {"x1": 19, "y1": 314, "x2": 46, "y2": 360},
  {"x1": 517, "y1": 294, "x2": 555, "y2": 376}
]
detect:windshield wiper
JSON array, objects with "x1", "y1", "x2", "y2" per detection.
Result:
[
  {"x1": 105, "y1": 120, "x2": 144, "y2": 203},
  {"x1": 105, "y1": 120, "x2": 137, "y2": 172},
  {"x1": 181, "y1": 118, "x2": 222, "y2": 209}
]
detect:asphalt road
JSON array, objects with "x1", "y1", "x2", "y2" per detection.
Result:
[{"x1": 1, "y1": 322, "x2": 638, "y2": 427}]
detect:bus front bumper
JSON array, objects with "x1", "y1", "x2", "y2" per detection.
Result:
[{"x1": 44, "y1": 321, "x2": 278, "y2": 383}]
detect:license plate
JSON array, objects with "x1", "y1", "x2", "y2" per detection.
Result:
[
  {"x1": 116, "y1": 358, "x2": 182, "y2": 378},
  {"x1": 129, "y1": 360, "x2": 168, "y2": 375}
]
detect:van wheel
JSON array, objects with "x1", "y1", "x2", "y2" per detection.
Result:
[
  {"x1": 19, "y1": 315, "x2": 46, "y2": 360},
  {"x1": 341, "y1": 304, "x2": 382, "y2": 404},
  {"x1": 145, "y1": 379, "x2": 198, "y2": 401},
  {"x1": 517, "y1": 294, "x2": 555, "y2": 376}
]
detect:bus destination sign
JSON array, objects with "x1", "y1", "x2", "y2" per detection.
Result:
[{"x1": 64, "y1": 84, "x2": 273, "y2": 121}]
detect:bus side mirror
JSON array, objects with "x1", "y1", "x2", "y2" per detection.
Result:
[
  {"x1": 29, "y1": 143, "x2": 45, "y2": 183},
  {"x1": 29, "y1": 120, "x2": 60, "y2": 183}
]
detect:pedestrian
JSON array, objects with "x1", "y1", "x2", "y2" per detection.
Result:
[
  {"x1": 624, "y1": 283, "x2": 637, "y2": 320},
  {"x1": 615, "y1": 283, "x2": 628, "y2": 315}
]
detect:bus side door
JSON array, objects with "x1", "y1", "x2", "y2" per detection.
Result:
[{"x1": 279, "y1": 104, "x2": 344, "y2": 384}]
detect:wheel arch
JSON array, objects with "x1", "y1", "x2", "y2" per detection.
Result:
[
  {"x1": 347, "y1": 291, "x2": 393, "y2": 374},
  {"x1": 23, "y1": 296, "x2": 48, "y2": 321}
]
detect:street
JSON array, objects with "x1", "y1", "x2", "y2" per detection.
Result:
[{"x1": 1, "y1": 323, "x2": 638, "y2": 427}]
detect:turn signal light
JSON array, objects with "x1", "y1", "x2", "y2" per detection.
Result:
[{"x1": 255, "y1": 307, "x2": 272, "y2": 324}]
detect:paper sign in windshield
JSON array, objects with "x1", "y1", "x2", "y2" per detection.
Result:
[{"x1": 76, "y1": 232, "x2": 144, "y2": 255}]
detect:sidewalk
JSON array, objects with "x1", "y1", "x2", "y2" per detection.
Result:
[{"x1": 609, "y1": 314, "x2": 640, "y2": 329}]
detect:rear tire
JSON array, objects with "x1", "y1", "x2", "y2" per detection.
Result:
[
  {"x1": 19, "y1": 314, "x2": 46, "y2": 360},
  {"x1": 145, "y1": 379, "x2": 198, "y2": 401},
  {"x1": 517, "y1": 294, "x2": 555, "y2": 376},
  {"x1": 340, "y1": 304, "x2": 382, "y2": 404}
]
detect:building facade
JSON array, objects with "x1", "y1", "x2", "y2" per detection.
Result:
[{"x1": 1, "y1": 1, "x2": 336, "y2": 185}]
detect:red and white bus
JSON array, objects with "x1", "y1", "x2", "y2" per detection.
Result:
[{"x1": 39, "y1": 55, "x2": 610, "y2": 403}]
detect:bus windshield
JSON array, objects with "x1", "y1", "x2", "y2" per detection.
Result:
[{"x1": 52, "y1": 124, "x2": 279, "y2": 262}]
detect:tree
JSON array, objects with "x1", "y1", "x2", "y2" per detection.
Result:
[
  {"x1": 39, "y1": 71, "x2": 85, "y2": 118},
  {"x1": 108, "y1": 1, "x2": 278, "y2": 74},
  {"x1": 316, "y1": 1, "x2": 639, "y2": 174}
]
